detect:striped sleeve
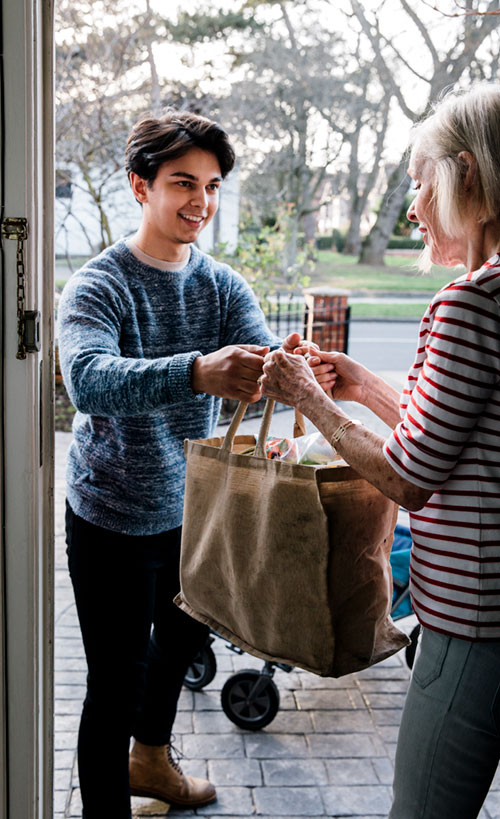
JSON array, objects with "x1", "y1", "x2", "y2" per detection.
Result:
[{"x1": 384, "y1": 282, "x2": 500, "y2": 491}]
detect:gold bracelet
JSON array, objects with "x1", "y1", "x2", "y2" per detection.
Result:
[{"x1": 330, "y1": 418, "x2": 363, "y2": 446}]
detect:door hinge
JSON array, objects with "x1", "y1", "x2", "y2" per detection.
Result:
[{"x1": 1, "y1": 216, "x2": 41, "y2": 359}]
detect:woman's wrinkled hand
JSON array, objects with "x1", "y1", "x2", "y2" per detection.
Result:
[
  {"x1": 261, "y1": 349, "x2": 323, "y2": 410},
  {"x1": 279, "y1": 334, "x2": 336, "y2": 393}
]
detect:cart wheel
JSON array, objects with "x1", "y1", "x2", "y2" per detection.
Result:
[
  {"x1": 221, "y1": 669, "x2": 280, "y2": 730},
  {"x1": 184, "y1": 643, "x2": 217, "y2": 690},
  {"x1": 405, "y1": 623, "x2": 421, "y2": 670}
]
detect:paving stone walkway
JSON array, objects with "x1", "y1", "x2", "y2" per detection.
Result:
[{"x1": 53, "y1": 417, "x2": 500, "y2": 818}]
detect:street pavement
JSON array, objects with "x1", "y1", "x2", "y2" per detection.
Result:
[{"x1": 54, "y1": 390, "x2": 500, "y2": 818}]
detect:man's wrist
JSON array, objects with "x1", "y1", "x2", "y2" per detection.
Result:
[{"x1": 191, "y1": 354, "x2": 205, "y2": 394}]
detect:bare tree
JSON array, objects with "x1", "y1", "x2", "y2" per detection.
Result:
[
  {"x1": 317, "y1": 49, "x2": 392, "y2": 257},
  {"x1": 226, "y1": 28, "x2": 346, "y2": 264},
  {"x1": 56, "y1": 0, "x2": 198, "y2": 254},
  {"x1": 348, "y1": 0, "x2": 500, "y2": 264},
  {"x1": 166, "y1": 0, "x2": 386, "y2": 262}
]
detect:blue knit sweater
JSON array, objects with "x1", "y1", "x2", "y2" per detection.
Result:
[{"x1": 58, "y1": 240, "x2": 280, "y2": 535}]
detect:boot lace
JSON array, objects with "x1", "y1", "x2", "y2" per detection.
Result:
[{"x1": 167, "y1": 738, "x2": 184, "y2": 775}]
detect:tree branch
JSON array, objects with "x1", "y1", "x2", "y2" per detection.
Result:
[
  {"x1": 278, "y1": 1, "x2": 299, "y2": 52},
  {"x1": 348, "y1": 0, "x2": 418, "y2": 121},
  {"x1": 145, "y1": 0, "x2": 162, "y2": 114},
  {"x1": 420, "y1": 0, "x2": 500, "y2": 16},
  {"x1": 379, "y1": 31, "x2": 432, "y2": 83},
  {"x1": 442, "y1": 0, "x2": 500, "y2": 85},
  {"x1": 400, "y1": 0, "x2": 440, "y2": 69}
]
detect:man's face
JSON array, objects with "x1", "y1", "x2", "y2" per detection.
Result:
[{"x1": 131, "y1": 147, "x2": 222, "y2": 255}]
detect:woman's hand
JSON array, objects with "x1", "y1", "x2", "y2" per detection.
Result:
[
  {"x1": 282, "y1": 334, "x2": 336, "y2": 393},
  {"x1": 261, "y1": 349, "x2": 324, "y2": 411},
  {"x1": 294, "y1": 348, "x2": 401, "y2": 428},
  {"x1": 294, "y1": 348, "x2": 370, "y2": 404}
]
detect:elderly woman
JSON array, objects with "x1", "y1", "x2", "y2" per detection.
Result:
[{"x1": 261, "y1": 84, "x2": 500, "y2": 819}]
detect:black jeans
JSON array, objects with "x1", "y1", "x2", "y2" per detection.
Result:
[{"x1": 65, "y1": 502, "x2": 209, "y2": 819}]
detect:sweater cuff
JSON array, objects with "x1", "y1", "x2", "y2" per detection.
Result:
[{"x1": 167, "y1": 351, "x2": 205, "y2": 403}]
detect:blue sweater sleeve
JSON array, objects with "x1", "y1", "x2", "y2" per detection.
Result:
[
  {"x1": 58, "y1": 269, "x2": 202, "y2": 417},
  {"x1": 221, "y1": 268, "x2": 281, "y2": 349}
]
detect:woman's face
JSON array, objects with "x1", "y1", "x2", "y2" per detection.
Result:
[{"x1": 407, "y1": 153, "x2": 467, "y2": 268}]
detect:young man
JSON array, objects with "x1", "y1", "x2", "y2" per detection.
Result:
[{"x1": 58, "y1": 110, "x2": 319, "y2": 819}]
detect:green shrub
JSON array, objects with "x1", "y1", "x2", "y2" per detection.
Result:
[
  {"x1": 315, "y1": 235, "x2": 334, "y2": 250},
  {"x1": 214, "y1": 204, "x2": 313, "y2": 303},
  {"x1": 332, "y1": 229, "x2": 345, "y2": 252}
]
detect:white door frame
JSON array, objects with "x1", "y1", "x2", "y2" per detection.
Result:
[{"x1": 0, "y1": 1, "x2": 54, "y2": 818}]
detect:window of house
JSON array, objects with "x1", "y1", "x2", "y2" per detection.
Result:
[{"x1": 55, "y1": 169, "x2": 72, "y2": 199}]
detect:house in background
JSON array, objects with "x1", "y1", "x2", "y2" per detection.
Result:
[
  {"x1": 55, "y1": 165, "x2": 240, "y2": 259},
  {"x1": 314, "y1": 172, "x2": 350, "y2": 236}
]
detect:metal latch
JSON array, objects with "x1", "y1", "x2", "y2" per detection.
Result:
[
  {"x1": 23, "y1": 309, "x2": 41, "y2": 353},
  {"x1": 1, "y1": 216, "x2": 40, "y2": 359}
]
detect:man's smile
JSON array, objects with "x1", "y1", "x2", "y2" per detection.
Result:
[{"x1": 179, "y1": 213, "x2": 204, "y2": 224}]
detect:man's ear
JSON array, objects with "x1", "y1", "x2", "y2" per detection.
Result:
[
  {"x1": 129, "y1": 172, "x2": 149, "y2": 204},
  {"x1": 457, "y1": 151, "x2": 478, "y2": 192}
]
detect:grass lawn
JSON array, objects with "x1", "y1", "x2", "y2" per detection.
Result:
[
  {"x1": 311, "y1": 251, "x2": 454, "y2": 293},
  {"x1": 350, "y1": 302, "x2": 428, "y2": 319},
  {"x1": 55, "y1": 250, "x2": 456, "y2": 295}
]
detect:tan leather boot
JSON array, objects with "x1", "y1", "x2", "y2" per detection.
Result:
[{"x1": 129, "y1": 739, "x2": 216, "y2": 807}]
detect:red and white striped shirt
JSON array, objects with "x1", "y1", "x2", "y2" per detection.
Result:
[{"x1": 384, "y1": 256, "x2": 500, "y2": 640}]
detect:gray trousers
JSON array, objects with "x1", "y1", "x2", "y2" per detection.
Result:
[{"x1": 390, "y1": 627, "x2": 500, "y2": 819}]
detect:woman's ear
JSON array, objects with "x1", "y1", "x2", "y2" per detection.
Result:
[{"x1": 457, "y1": 151, "x2": 478, "y2": 193}]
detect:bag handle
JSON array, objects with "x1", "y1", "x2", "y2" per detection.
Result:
[
  {"x1": 221, "y1": 401, "x2": 249, "y2": 451},
  {"x1": 254, "y1": 398, "x2": 276, "y2": 458},
  {"x1": 222, "y1": 400, "x2": 306, "y2": 455},
  {"x1": 293, "y1": 408, "x2": 307, "y2": 438}
]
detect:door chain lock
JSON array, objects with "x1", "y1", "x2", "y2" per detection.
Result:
[{"x1": 1, "y1": 216, "x2": 41, "y2": 359}]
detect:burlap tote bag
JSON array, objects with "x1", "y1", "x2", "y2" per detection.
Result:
[{"x1": 175, "y1": 400, "x2": 409, "y2": 677}]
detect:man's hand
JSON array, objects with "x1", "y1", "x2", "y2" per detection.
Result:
[
  {"x1": 191, "y1": 344, "x2": 269, "y2": 403},
  {"x1": 281, "y1": 332, "x2": 318, "y2": 355}
]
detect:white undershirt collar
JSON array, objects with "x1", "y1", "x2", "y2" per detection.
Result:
[{"x1": 126, "y1": 239, "x2": 191, "y2": 272}]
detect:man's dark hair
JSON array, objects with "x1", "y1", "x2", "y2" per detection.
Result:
[{"x1": 124, "y1": 109, "x2": 236, "y2": 185}]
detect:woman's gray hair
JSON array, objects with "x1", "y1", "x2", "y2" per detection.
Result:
[{"x1": 410, "y1": 84, "x2": 500, "y2": 238}]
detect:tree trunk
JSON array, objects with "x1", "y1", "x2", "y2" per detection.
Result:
[
  {"x1": 284, "y1": 210, "x2": 299, "y2": 275},
  {"x1": 359, "y1": 157, "x2": 409, "y2": 265},
  {"x1": 343, "y1": 209, "x2": 362, "y2": 256},
  {"x1": 302, "y1": 210, "x2": 316, "y2": 243}
]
